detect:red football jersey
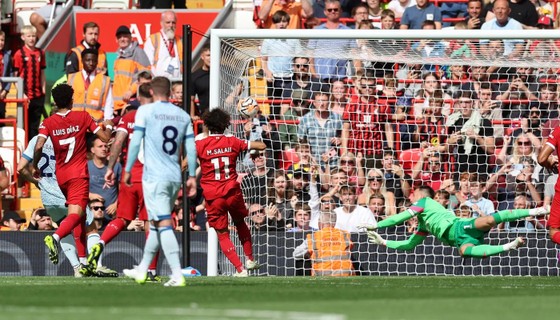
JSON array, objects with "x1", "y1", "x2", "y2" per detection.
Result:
[
  {"x1": 545, "y1": 126, "x2": 560, "y2": 193},
  {"x1": 116, "y1": 110, "x2": 143, "y2": 183},
  {"x1": 196, "y1": 134, "x2": 249, "y2": 200},
  {"x1": 38, "y1": 110, "x2": 99, "y2": 185}
]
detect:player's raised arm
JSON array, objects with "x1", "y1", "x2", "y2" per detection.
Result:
[
  {"x1": 368, "y1": 230, "x2": 427, "y2": 251},
  {"x1": 31, "y1": 135, "x2": 47, "y2": 178},
  {"x1": 249, "y1": 140, "x2": 267, "y2": 151},
  {"x1": 184, "y1": 118, "x2": 198, "y2": 197},
  {"x1": 105, "y1": 130, "x2": 128, "y2": 185}
]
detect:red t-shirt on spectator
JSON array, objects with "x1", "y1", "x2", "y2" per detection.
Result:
[{"x1": 38, "y1": 110, "x2": 99, "y2": 185}]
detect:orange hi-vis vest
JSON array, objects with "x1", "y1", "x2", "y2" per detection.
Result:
[
  {"x1": 70, "y1": 44, "x2": 107, "y2": 73},
  {"x1": 113, "y1": 58, "x2": 148, "y2": 110},
  {"x1": 67, "y1": 72, "x2": 111, "y2": 121},
  {"x1": 306, "y1": 227, "x2": 354, "y2": 277},
  {"x1": 149, "y1": 33, "x2": 183, "y2": 70}
]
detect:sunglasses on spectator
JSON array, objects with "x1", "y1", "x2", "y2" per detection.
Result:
[
  {"x1": 340, "y1": 159, "x2": 355, "y2": 165},
  {"x1": 92, "y1": 206, "x2": 105, "y2": 211},
  {"x1": 429, "y1": 162, "x2": 440, "y2": 165},
  {"x1": 251, "y1": 209, "x2": 265, "y2": 215},
  {"x1": 326, "y1": 8, "x2": 340, "y2": 12},
  {"x1": 368, "y1": 176, "x2": 382, "y2": 181},
  {"x1": 295, "y1": 64, "x2": 309, "y2": 68},
  {"x1": 517, "y1": 141, "x2": 531, "y2": 146}
]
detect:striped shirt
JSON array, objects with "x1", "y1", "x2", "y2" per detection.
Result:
[
  {"x1": 342, "y1": 99, "x2": 390, "y2": 156},
  {"x1": 13, "y1": 46, "x2": 45, "y2": 99}
]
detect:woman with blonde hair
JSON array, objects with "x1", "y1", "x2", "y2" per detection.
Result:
[{"x1": 357, "y1": 168, "x2": 396, "y2": 216}]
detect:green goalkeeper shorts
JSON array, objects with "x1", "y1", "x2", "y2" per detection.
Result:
[{"x1": 448, "y1": 218, "x2": 486, "y2": 248}]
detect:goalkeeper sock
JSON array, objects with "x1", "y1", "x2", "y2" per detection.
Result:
[
  {"x1": 60, "y1": 235, "x2": 79, "y2": 268},
  {"x1": 137, "y1": 226, "x2": 160, "y2": 274},
  {"x1": 100, "y1": 218, "x2": 127, "y2": 244},
  {"x1": 235, "y1": 220, "x2": 254, "y2": 261},
  {"x1": 491, "y1": 209, "x2": 529, "y2": 224},
  {"x1": 552, "y1": 232, "x2": 560, "y2": 245},
  {"x1": 217, "y1": 231, "x2": 243, "y2": 272},
  {"x1": 463, "y1": 245, "x2": 506, "y2": 258},
  {"x1": 159, "y1": 226, "x2": 183, "y2": 280}
]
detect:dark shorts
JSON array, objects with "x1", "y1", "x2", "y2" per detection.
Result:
[
  {"x1": 205, "y1": 188, "x2": 248, "y2": 231},
  {"x1": 449, "y1": 218, "x2": 486, "y2": 248},
  {"x1": 59, "y1": 178, "x2": 89, "y2": 212},
  {"x1": 116, "y1": 181, "x2": 147, "y2": 221}
]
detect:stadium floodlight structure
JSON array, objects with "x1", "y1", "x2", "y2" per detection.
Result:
[{"x1": 207, "y1": 28, "x2": 560, "y2": 277}]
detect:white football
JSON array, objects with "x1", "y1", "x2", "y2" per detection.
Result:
[{"x1": 237, "y1": 97, "x2": 259, "y2": 118}]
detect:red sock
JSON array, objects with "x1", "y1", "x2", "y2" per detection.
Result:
[
  {"x1": 55, "y1": 213, "x2": 82, "y2": 240},
  {"x1": 72, "y1": 215, "x2": 87, "y2": 258},
  {"x1": 217, "y1": 232, "x2": 243, "y2": 272},
  {"x1": 235, "y1": 221, "x2": 254, "y2": 261},
  {"x1": 146, "y1": 228, "x2": 160, "y2": 271},
  {"x1": 552, "y1": 232, "x2": 560, "y2": 245},
  {"x1": 100, "y1": 218, "x2": 127, "y2": 244}
]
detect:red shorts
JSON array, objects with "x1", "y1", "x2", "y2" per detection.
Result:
[
  {"x1": 59, "y1": 178, "x2": 89, "y2": 212},
  {"x1": 205, "y1": 187, "x2": 248, "y2": 231},
  {"x1": 116, "y1": 181, "x2": 147, "y2": 221},
  {"x1": 547, "y1": 192, "x2": 560, "y2": 229}
]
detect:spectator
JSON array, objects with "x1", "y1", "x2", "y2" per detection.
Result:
[
  {"x1": 358, "y1": 168, "x2": 397, "y2": 216},
  {"x1": 242, "y1": 150, "x2": 275, "y2": 206},
  {"x1": 330, "y1": 80, "x2": 350, "y2": 116},
  {"x1": 440, "y1": 1, "x2": 467, "y2": 27},
  {"x1": 446, "y1": 26, "x2": 479, "y2": 59},
  {"x1": 411, "y1": 148, "x2": 450, "y2": 192},
  {"x1": 380, "y1": 9, "x2": 397, "y2": 29},
  {"x1": 543, "y1": 174, "x2": 558, "y2": 208},
  {"x1": 0, "y1": 211, "x2": 25, "y2": 231},
  {"x1": 144, "y1": 10, "x2": 182, "y2": 78},
  {"x1": 350, "y1": 3, "x2": 370, "y2": 28},
  {"x1": 434, "y1": 189, "x2": 455, "y2": 210},
  {"x1": 308, "y1": 0, "x2": 361, "y2": 82},
  {"x1": 396, "y1": 63, "x2": 423, "y2": 97},
  {"x1": 288, "y1": 203, "x2": 316, "y2": 231},
  {"x1": 465, "y1": 0, "x2": 486, "y2": 29},
  {"x1": 267, "y1": 170, "x2": 295, "y2": 226},
  {"x1": 29, "y1": 4, "x2": 65, "y2": 39},
  {"x1": 412, "y1": 93, "x2": 448, "y2": 150},
  {"x1": 336, "y1": 152, "x2": 366, "y2": 191},
  {"x1": 381, "y1": 151, "x2": 412, "y2": 207},
  {"x1": 445, "y1": 90, "x2": 495, "y2": 176},
  {"x1": 504, "y1": 195, "x2": 545, "y2": 231},
  {"x1": 13, "y1": 25, "x2": 45, "y2": 141},
  {"x1": 191, "y1": 45, "x2": 210, "y2": 121},
  {"x1": 249, "y1": 202, "x2": 285, "y2": 232},
  {"x1": 366, "y1": 0, "x2": 383, "y2": 28},
  {"x1": 139, "y1": 0, "x2": 185, "y2": 9},
  {"x1": 0, "y1": 30, "x2": 12, "y2": 120},
  {"x1": 66, "y1": 48, "x2": 114, "y2": 122},
  {"x1": 480, "y1": 0, "x2": 524, "y2": 59},
  {"x1": 112, "y1": 25, "x2": 151, "y2": 112},
  {"x1": 281, "y1": 56, "x2": 324, "y2": 115},
  {"x1": 532, "y1": 83, "x2": 558, "y2": 119},
  {"x1": 261, "y1": 11, "x2": 303, "y2": 115},
  {"x1": 520, "y1": 106, "x2": 543, "y2": 143},
  {"x1": 496, "y1": 134, "x2": 543, "y2": 181},
  {"x1": 258, "y1": 0, "x2": 313, "y2": 29},
  {"x1": 311, "y1": 0, "x2": 362, "y2": 18},
  {"x1": 289, "y1": 167, "x2": 312, "y2": 203},
  {"x1": 496, "y1": 66, "x2": 538, "y2": 118},
  {"x1": 455, "y1": 204, "x2": 473, "y2": 219},
  {"x1": 293, "y1": 212, "x2": 355, "y2": 276},
  {"x1": 400, "y1": 0, "x2": 442, "y2": 29},
  {"x1": 341, "y1": 76, "x2": 394, "y2": 169},
  {"x1": 476, "y1": 82, "x2": 504, "y2": 138},
  {"x1": 334, "y1": 186, "x2": 376, "y2": 232},
  {"x1": 464, "y1": 178, "x2": 495, "y2": 217},
  {"x1": 509, "y1": 0, "x2": 539, "y2": 27},
  {"x1": 368, "y1": 193, "x2": 387, "y2": 221},
  {"x1": 387, "y1": 0, "x2": 416, "y2": 19},
  {"x1": 66, "y1": 22, "x2": 107, "y2": 75},
  {"x1": 308, "y1": 193, "x2": 338, "y2": 229},
  {"x1": 278, "y1": 90, "x2": 311, "y2": 149},
  {"x1": 26, "y1": 208, "x2": 56, "y2": 230},
  {"x1": 411, "y1": 21, "x2": 447, "y2": 72},
  {"x1": 171, "y1": 81, "x2": 183, "y2": 106},
  {"x1": 413, "y1": 73, "x2": 451, "y2": 118},
  {"x1": 88, "y1": 198, "x2": 107, "y2": 231},
  {"x1": 88, "y1": 137, "x2": 121, "y2": 223},
  {"x1": 438, "y1": 180, "x2": 461, "y2": 210},
  {"x1": 297, "y1": 91, "x2": 343, "y2": 167}
]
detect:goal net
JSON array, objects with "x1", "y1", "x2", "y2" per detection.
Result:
[{"x1": 207, "y1": 29, "x2": 559, "y2": 276}]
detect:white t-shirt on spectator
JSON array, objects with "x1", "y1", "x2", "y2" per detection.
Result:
[{"x1": 334, "y1": 205, "x2": 376, "y2": 233}]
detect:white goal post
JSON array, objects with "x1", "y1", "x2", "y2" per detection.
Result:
[{"x1": 206, "y1": 28, "x2": 560, "y2": 277}]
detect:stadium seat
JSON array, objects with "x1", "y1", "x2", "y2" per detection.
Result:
[
  {"x1": 399, "y1": 148, "x2": 423, "y2": 176},
  {"x1": 91, "y1": 0, "x2": 129, "y2": 9},
  {"x1": 0, "y1": 126, "x2": 26, "y2": 155},
  {"x1": 0, "y1": 147, "x2": 16, "y2": 194}
]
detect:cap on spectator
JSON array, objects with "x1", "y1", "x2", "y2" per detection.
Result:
[
  {"x1": 33, "y1": 208, "x2": 49, "y2": 218},
  {"x1": 291, "y1": 89, "x2": 310, "y2": 102},
  {"x1": 291, "y1": 168, "x2": 310, "y2": 181},
  {"x1": 1, "y1": 211, "x2": 26, "y2": 223},
  {"x1": 116, "y1": 25, "x2": 132, "y2": 36},
  {"x1": 537, "y1": 16, "x2": 554, "y2": 28}
]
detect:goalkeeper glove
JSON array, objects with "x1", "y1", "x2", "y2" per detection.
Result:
[
  {"x1": 367, "y1": 231, "x2": 387, "y2": 246},
  {"x1": 358, "y1": 223, "x2": 378, "y2": 231}
]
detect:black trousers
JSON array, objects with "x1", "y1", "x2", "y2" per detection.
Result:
[
  {"x1": 139, "y1": 0, "x2": 186, "y2": 9},
  {"x1": 28, "y1": 96, "x2": 45, "y2": 142}
]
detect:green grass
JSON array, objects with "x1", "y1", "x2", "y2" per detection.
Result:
[{"x1": 0, "y1": 276, "x2": 559, "y2": 320}]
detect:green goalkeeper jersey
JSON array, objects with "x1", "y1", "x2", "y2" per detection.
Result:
[{"x1": 411, "y1": 197, "x2": 458, "y2": 242}]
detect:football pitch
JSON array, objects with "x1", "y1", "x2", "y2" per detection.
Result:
[{"x1": 1, "y1": 276, "x2": 559, "y2": 320}]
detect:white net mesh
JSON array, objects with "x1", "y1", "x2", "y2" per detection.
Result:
[{"x1": 211, "y1": 30, "x2": 559, "y2": 276}]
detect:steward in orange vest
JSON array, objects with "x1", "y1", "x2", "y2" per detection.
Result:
[
  {"x1": 67, "y1": 48, "x2": 113, "y2": 122},
  {"x1": 293, "y1": 212, "x2": 355, "y2": 276},
  {"x1": 65, "y1": 22, "x2": 107, "y2": 75},
  {"x1": 143, "y1": 10, "x2": 182, "y2": 78},
  {"x1": 113, "y1": 25, "x2": 151, "y2": 112}
]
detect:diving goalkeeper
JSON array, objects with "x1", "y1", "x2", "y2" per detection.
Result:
[{"x1": 364, "y1": 185, "x2": 550, "y2": 258}]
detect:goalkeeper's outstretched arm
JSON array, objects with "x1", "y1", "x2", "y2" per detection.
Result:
[
  {"x1": 369, "y1": 231, "x2": 427, "y2": 251},
  {"x1": 376, "y1": 209, "x2": 416, "y2": 229}
]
